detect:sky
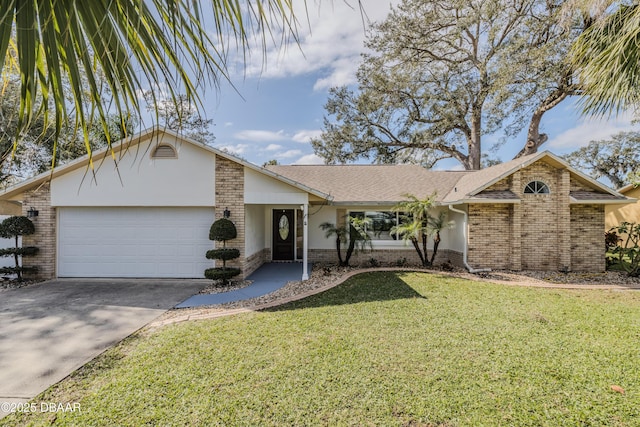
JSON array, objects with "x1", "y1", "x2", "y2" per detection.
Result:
[{"x1": 151, "y1": 1, "x2": 637, "y2": 170}]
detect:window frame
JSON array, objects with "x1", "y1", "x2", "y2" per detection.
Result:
[
  {"x1": 523, "y1": 180, "x2": 550, "y2": 195},
  {"x1": 348, "y1": 210, "x2": 408, "y2": 243}
]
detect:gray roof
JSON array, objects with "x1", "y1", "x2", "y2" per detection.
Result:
[
  {"x1": 266, "y1": 164, "x2": 469, "y2": 204},
  {"x1": 570, "y1": 190, "x2": 626, "y2": 201},
  {"x1": 269, "y1": 151, "x2": 627, "y2": 205}
]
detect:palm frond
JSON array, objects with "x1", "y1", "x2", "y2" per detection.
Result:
[
  {"x1": 572, "y1": 4, "x2": 640, "y2": 116},
  {"x1": 1, "y1": 0, "x2": 300, "y2": 165}
]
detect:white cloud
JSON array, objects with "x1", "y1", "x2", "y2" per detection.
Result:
[
  {"x1": 292, "y1": 129, "x2": 322, "y2": 143},
  {"x1": 277, "y1": 149, "x2": 303, "y2": 158},
  {"x1": 217, "y1": 143, "x2": 250, "y2": 155},
  {"x1": 294, "y1": 153, "x2": 325, "y2": 165},
  {"x1": 265, "y1": 144, "x2": 283, "y2": 151},
  {"x1": 547, "y1": 112, "x2": 636, "y2": 151},
  {"x1": 224, "y1": 122, "x2": 234, "y2": 127},
  {"x1": 234, "y1": 129, "x2": 287, "y2": 142},
  {"x1": 235, "y1": 1, "x2": 399, "y2": 89}
]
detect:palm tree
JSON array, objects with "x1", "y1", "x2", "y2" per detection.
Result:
[
  {"x1": 320, "y1": 216, "x2": 371, "y2": 267},
  {"x1": 391, "y1": 194, "x2": 435, "y2": 267},
  {"x1": 427, "y1": 211, "x2": 453, "y2": 265},
  {"x1": 570, "y1": 1, "x2": 640, "y2": 116},
  {"x1": 0, "y1": 1, "x2": 300, "y2": 160}
]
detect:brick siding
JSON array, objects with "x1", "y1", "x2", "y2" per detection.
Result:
[
  {"x1": 570, "y1": 205, "x2": 605, "y2": 272},
  {"x1": 245, "y1": 248, "x2": 270, "y2": 277},
  {"x1": 467, "y1": 161, "x2": 604, "y2": 272},
  {"x1": 308, "y1": 248, "x2": 463, "y2": 268},
  {"x1": 215, "y1": 156, "x2": 249, "y2": 277},
  {"x1": 21, "y1": 183, "x2": 56, "y2": 280}
]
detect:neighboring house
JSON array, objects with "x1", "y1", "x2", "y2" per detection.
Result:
[
  {"x1": 605, "y1": 184, "x2": 640, "y2": 230},
  {"x1": 0, "y1": 128, "x2": 631, "y2": 281}
]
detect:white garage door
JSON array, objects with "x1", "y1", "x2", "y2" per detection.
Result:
[{"x1": 58, "y1": 207, "x2": 215, "y2": 278}]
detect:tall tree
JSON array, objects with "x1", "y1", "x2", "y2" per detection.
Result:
[
  {"x1": 312, "y1": 0, "x2": 587, "y2": 170},
  {"x1": 0, "y1": 71, "x2": 138, "y2": 186},
  {"x1": 0, "y1": 1, "x2": 301, "y2": 162},
  {"x1": 142, "y1": 91, "x2": 215, "y2": 145},
  {"x1": 563, "y1": 131, "x2": 640, "y2": 189}
]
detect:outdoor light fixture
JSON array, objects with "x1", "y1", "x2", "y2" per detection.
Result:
[
  {"x1": 223, "y1": 207, "x2": 231, "y2": 218},
  {"x1": 27, "y1": 207, "x2": 39, "y2": 218}
]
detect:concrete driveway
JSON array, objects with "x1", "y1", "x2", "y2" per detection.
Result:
[{"x1": 0, "y1": 279, "x2": 205, "y2": 417}]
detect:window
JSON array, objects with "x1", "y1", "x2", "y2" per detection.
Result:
[
  {"x1": 350, "y1": 211, "x2": 407, "y2": 240},
  {"x1": 523, "y1": 181, "x2": 549, "y2": 194},
  {"x1": 151, "y1": 144, "x2": 177, "y2": 159}
]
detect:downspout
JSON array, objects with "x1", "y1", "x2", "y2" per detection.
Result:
[{"x1": 448, "y1": 204, "x2": 491, "y2": 273}]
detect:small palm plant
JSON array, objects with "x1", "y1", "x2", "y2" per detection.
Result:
[
  {"x1": 391, "y1": 194, "x2": 435, "y2": 267},
  {"x1": 320, "y1": 215, "x2": 372, "y2": 267}
]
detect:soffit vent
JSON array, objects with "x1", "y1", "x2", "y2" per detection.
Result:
[{"x1": 152, "y1": 145, "x2": 177, "y2": 159}]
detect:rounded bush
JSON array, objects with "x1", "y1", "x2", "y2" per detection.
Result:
[
  {"x1": 0, "y1": 216, "x2": 35, "y2": 239},
  {"x1": 206, "y1": 248, "x2": 240, "y2": 261},
  {"x1": 209, "y1": 218, "x2": 237, "y2": 241},
  {"x1": 204, "y1": 267, "x2": 241, "y2": 281}
]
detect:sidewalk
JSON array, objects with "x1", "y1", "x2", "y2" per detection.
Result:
[{"x1": 176, "y1": 262, "x2": 309, "y2": 308}]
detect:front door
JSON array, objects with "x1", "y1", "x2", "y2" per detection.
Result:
[{"x1": 272, "y1": 209, "x2": 295, "y2": 261}]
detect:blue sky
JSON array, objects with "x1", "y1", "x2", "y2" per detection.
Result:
[{"x1": 149, "y1": 1, "x2": 637, "y2": 169}]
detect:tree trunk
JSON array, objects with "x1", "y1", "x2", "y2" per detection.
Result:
[
  {"x1": 515, "y1": 82, "x2": 573, "y2": 159},
  {"x1": 430, "y1": 232, "x2": 441, "y2": 265},
  {"x1": 410, "y1": 237, "x2": 426, "y2": 266},
  {"x1": 336, "y1": 237, "x2": 345, "y2": 266},
  {"x1": 14, "y1": 235, "x2": 20, "y2": 281},
  {"x1": 421, "y1": 232, "x2": 430, "y2": 267},
  {"x1": 467, "y1": 94, "x2": 484, "y2": 170}
]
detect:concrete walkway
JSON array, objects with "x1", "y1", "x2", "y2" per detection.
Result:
[{"x1": 176, "y1": 262, "x2": 309, "y2": 308}]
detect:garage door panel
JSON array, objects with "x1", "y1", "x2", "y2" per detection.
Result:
[{"x1": 58, "y1": 207, "x2": 214, "y2": 278}]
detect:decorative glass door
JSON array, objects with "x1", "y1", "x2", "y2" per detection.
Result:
[{"x1": 272, "y1": 209, "x2": 294, "y2": 260}]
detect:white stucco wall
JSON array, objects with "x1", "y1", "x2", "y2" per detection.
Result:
[
  {"x1": 244, "y1": 169, "x2": 308, "y2": 204},
  {"x1": 245, "y1": 204, "x2": 266, "y2": 258},
  {"x1": 445, "y1": 207, "x2": 466, "y2": 253},
  {"x1": 50, "y1": 134, "x2": 216, "y2": 206},
  {"x1": 307, "y1": 205, "x2": 339, "y2": 250}
]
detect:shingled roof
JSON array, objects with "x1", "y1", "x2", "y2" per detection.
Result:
[
  {"x1": 266, "y1": 164, "x2": 470, "y2": 204},
  {"x1": 268, "y1": 151, "x2": 628, "y2": 205}
]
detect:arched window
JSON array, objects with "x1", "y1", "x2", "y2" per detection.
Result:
[
  {"x1": 524, "y1": 180, "x2": 550, "y2": 194},
  {"x1": 151, "y1": 144, "x2": 177, "y2": 159}
]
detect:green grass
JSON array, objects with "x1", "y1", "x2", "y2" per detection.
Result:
[{"x1": 3, "y1": 272, "x2": 640, "y2": 426}]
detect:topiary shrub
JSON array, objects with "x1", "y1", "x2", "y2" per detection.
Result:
[
  {"x1": 209, "y1": 218, "x2": 237, "y2": 241},
  {"x1": 0, "y1": 216, "x2": 39, "y2": 281},
  {"x1": 204, "y1": 218, "x2": 241, "y2": 285}
]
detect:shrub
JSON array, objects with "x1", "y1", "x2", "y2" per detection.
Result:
[
  {"x1": 209, "y1": 218, "x2": 237, "y2": 241},
  {"x1": 0, "y1": 216, "x2": 38, "y2": 281},
  {"x1": 608, "y1": 222, "x2": 640, "y2": 277},
  {"x1": 205, "y1": 217, "x2": 240, "y2": 285}
]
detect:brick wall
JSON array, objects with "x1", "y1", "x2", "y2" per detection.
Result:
[
  {"x1": 467, "y1": 160, "x2": 605, "y2": 272},
  {"x1": 22, "y1": 183, "x2": 56, "y2": 280},
  {"x1": 245, "y1": 248, "x2": 270, "y2": 277},
  {"x1": 468, "y1": 204, "x2": 512, "y2": 269},
  {"x1": 308, "y1": 248, "x2": 463, "y2": 268},
  {"x1": 571, "y1": 205, "x2": 605, "y2": 272},
  {"x1": 215, "y1": 156, "x2": 249, "y2": 277}
]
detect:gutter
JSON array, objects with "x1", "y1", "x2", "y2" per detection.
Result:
[{"x1": 448, "y1": 204, "x2": 491, "y2": 274}]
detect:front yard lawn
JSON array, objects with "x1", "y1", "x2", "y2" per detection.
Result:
[{"x1": 3, "y1": 272, "x2": 639, "y2": 426}]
